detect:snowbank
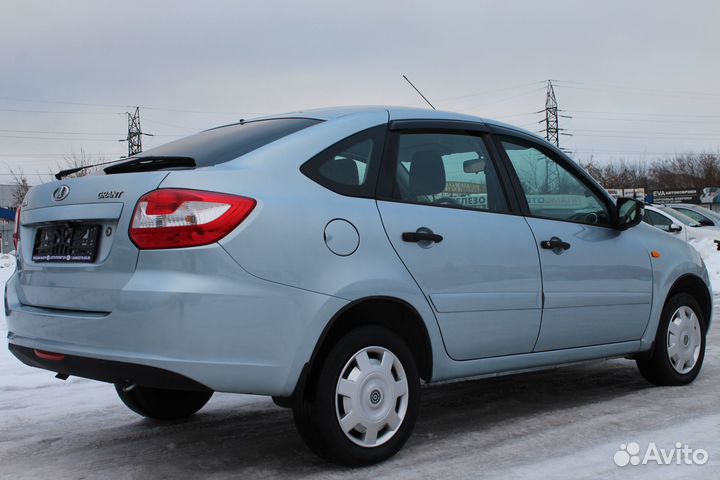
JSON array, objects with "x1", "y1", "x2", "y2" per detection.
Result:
[{"x1": 689, "y1": 238, "x2": 720, "y2": 293}]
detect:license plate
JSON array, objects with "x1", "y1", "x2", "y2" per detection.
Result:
[{"x1": 32, "y1": 224, "x2": 101, "y2": 263}]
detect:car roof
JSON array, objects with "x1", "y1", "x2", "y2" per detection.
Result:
[{"x1": 250, "y1": 105, "x2": 543, "y2": 140}]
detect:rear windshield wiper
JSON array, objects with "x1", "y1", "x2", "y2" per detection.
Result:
[
  {"x1": 103, "y1": 156, "x2": 196, "y2": 175},
  {"x1": 55, "y1": 157, "x2": 128, "y2": 180}
]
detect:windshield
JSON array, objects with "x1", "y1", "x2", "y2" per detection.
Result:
[
  {"x1": 689, "y1": 205, "x2": 720, "y2": 219},
  {"x1": 659, "y1": 206, "x2": 702, "y2": 227}
]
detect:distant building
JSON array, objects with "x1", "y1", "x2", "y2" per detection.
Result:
[{"x1": 0, "y1": 184, "x2": 18, "y2": 253}]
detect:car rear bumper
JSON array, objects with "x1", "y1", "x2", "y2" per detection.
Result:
[
  {"x1": 9, "y1": 343, "x2": 212, "y2": 391},
  {"x1": 5, "y1": 245, "x2": 347, "y2": 396}
]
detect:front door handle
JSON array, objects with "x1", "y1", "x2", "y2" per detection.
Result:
[
  {"x1": 540, "y1": 237, "x2": 571, "y2": 251},
  {"x1": 402, "y1": 231, "x2": 443, "y2": 243}
]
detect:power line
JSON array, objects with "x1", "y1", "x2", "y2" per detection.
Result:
[
  {"x1": 0, "y1": 134, "x2": 124, "y2": 142},
  {"x1": 0, "y1": 95, "x2": 266, "y2": 116},
  {"x1": 0, "y1": 152, "x2": 123, "y2": 156},
  {"x1": 554, "y1": 83, "x2": 720, "y2": 102},
  {"x1": 435, "y1": 81, "x2": 546, "y2": 103},
  {"x1": 0, "y1": 128, "x2": 123, "y2": 136},
  {"x1": 572, "y1": 128, "x2": 720, "y2": 137},
  {"x1": 569, "y1": 116, "x2": 720, "y2": 125},
  {"x1": 553, "y1": 79, "x2": 720, "y2": 101},
  {"x1": 462, "y1": 86, "x2": 546, "y2": 110},
  {"x1": 565, "y1": 109, "x2": 720, "y2": 118},
  {"x1": 0, "y1": 108, "x2": 123, "y2": 115},
  {"x1": 570, "y1": 148, "x2": 713, "y2": 155},
  {"x1": 0, "y1": 128, "x2": 178, "y2": 137},
  {"x1": 572, "y1": 133, "x2": 720, "y2": 141}
]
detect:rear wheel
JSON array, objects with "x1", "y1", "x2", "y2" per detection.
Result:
[
  {"x1": 637, "y1": 293, "x2": 706, "y2": 386},
  {"x1": 115, "y1": 384, "x2": 213, "y2": 420},
  {"x1": 293, "y1": 326, "x2": 420, "y2": 466}
]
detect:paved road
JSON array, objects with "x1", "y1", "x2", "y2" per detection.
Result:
[{"x1": 2, "y1": 299, "x2": 718, "y2": 479}]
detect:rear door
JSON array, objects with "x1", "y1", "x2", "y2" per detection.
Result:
[
  {"x1": 493, "y1": 130, "x2": 653, "y2": 351},
  {"x1": 376, "y1": 121, "x2": 543, "y2": 360}
]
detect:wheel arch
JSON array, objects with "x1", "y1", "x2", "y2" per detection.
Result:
[
  {"x1": 295, "y1": 296, "x2": 434, "y2": 403},
  {"x1": 667, "y1": 273, "x2": 712, "y2": 328}
]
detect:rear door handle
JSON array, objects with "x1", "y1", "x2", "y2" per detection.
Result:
[
  {"x1": 402, "y1": 231, "x2": 443, "y2": 243},
  {"x1": 540, "y1": 237, "x2": 571, "y2": 250}
]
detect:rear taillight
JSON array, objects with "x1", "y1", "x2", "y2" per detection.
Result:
[
  {"x1": 129, "y1": 189, "x2": 256, "y2": 250},
  {"x1": 13, "y1": 206, "x2": 20, "y2": 250}
]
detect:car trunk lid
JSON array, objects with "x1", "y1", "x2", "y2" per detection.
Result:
[{"x1": 15, "y1": 172, "x2": 169, "y2": 312}]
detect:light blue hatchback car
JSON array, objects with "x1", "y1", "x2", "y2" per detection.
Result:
[{"x1": 6, "y1": 107, "x2": 711, "y2": 465}]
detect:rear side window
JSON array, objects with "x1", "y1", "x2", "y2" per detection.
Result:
[
  {"x1": 392, "y1": 132, "x2": 509, "y2": 213},
  {"x1": 301, "y1": 126, "x2": 387, "y2": 197},
  {"x1": 126, "y1": 118, "x2": 321, "y2": 168}
]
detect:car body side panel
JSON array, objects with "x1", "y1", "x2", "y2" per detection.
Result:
[{"x1": 633, "y1": 222, "x2": 712, "y2": 348}]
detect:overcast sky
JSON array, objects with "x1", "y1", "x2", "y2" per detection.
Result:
[{"x1": 1, "y1": 0, "x2": 719, "y2": 183}]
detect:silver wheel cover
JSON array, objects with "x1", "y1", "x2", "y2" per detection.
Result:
[
  {"x1": 334, "y1": 346, "x2": 409, "y2": 448},
  {"x1": 666, "y1": 305, "x2": 702, "y2": 374}
]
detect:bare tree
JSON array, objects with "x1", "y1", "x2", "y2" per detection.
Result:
[
  {"x1": 649, "y1": 152, "x2": 720, "y2": 189},
  {"x1": 56, "y1": 149, "x2": 105, "y2": 179},
  {"x1": 10, "y1": 170, "x2": 31, "y2": 207}
]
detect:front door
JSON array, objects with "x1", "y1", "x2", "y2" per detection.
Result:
[
  {"x1": 377, "y1": 126, "x2": 543, "y2": 360},
  {"x1": 496, "y1": 134, "x2": 653, "y2": 351}
]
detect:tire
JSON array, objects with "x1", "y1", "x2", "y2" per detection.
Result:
[
  {"x1": 115, "y1": 384, "x2": 213, "y2": 420},
  {"x1": 637, "y1": 292, "x2": 707, "y2": 386},
  {"x1": 292, "y1": 325, "x2": 420, "y2": 466}
]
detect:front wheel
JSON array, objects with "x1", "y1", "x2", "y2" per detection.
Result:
[
  {"x1": 293, "y1": 326, "x2": 420, "y2": 466},
  {"x1": 637, "y1": 293, "x2": 707, "y2": 386},
  {"x1": 115, "y1": 384, "x2": 213, "y2": 420}
]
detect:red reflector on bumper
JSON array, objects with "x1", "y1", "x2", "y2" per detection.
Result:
[{"x1": 34, "y1": 349, "x2": 65, "y2": 361}]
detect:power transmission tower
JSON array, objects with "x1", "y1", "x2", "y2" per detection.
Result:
[
  {"x1": 544, "y1": 80, "x2": 560, "y2": 147},
  {"x1": 120, "y1": 107, "x2": 153, "y2": 156},
  {"x1": 127, "y1": 107, "x2": 142, "y2": 156},
  {"x1": 537, "y1": 80, "x2": 573, "y2": 191}
]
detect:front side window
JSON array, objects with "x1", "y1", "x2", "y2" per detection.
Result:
[
  {"x1": 644, "y1": 210, "x2": 673, "y2": 231},
  {"x1": 393, "y1": 132, "x2": 508, "y2": 213},
  {"x1": 500, "y1": 138, "x2": 610, "y2": 225}
]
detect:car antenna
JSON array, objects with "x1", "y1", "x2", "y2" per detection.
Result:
[{"x1": 402, "y1": 74, "x2": 436, "y2": 110}]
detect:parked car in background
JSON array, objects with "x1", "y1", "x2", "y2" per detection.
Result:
[
  {"x1": 671, "y1": 203, "x2": 720, "y2": 228},
  {"x1": 643, "y1": 204, "x2": 720, "y2": 243},
  {"x1": 6, "y1": 107, "x2": 712, "y2": 466}
]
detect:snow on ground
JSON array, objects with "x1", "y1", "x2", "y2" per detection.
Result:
[
  {"x1": 1, "y1": 258, "x2": 720, "y2": 479},
  {"x1": 690, "y1": 238, "x2": 720, "y2": 293}
]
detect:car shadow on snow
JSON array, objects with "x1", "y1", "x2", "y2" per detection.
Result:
[{"x1": 40, "y1": 359, "x2": 654, "y2": 476}]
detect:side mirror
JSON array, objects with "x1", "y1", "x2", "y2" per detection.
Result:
[
  {"x1": 616, "y1": 198, "x2": 643, "y2": 230},
  {"x1": 668, "y1": 223, "x2": 683, "y2": 233}
]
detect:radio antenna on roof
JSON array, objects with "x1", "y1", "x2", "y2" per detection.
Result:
[{"x1": 402, "y1": 75, "x2": 436, "y2": 110}]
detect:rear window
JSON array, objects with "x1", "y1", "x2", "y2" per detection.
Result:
[{"x1": 124, "y1": 118, "x2": 321, "y2": 168}]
